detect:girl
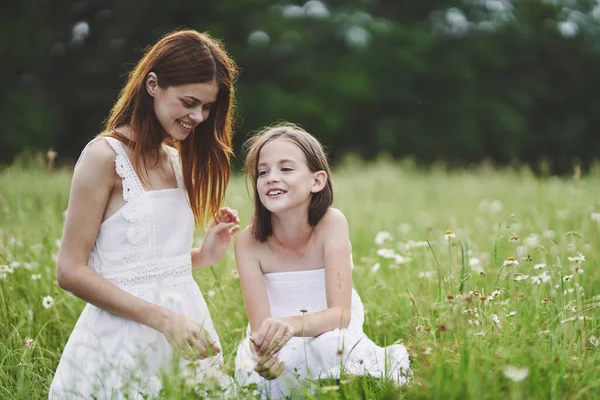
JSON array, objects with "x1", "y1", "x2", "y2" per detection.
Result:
[
  {"x1": 234, "y1": 123, "x2": 411, "y2": 398},
  {"x1": 49, "y1": 30, "x2": 239, "y2": 399}
]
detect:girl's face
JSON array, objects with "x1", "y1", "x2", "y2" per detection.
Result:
[
  {"x1": 256, "y1": 138, "x2": 322, "y2": 214},
  {"x1": 147, "y1": 73, "x2": 219, "y2": 141}
]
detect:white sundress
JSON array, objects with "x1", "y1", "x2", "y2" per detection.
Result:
[
  {"x1": 49, "y1": 137, "x2": 228, "y2": 399},
  {"x1": 234, "y1": 268, "x2": 411, "y2": 399}
]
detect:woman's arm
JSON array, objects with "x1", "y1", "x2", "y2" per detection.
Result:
[
  {"x1": 277, "y1": 208, "x2": 353, "y2": 337},
  {"x1": 57, "y1": 139, "x2": 219, "y2": 357}
]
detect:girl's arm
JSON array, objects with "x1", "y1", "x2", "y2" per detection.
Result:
[
  {"x1": 277, "y1": 208, "x2": 353, "y2": 337},
  {"x1": 57, "y1": 139, "x2": 219, "y2": 358},
  {"x1": 234, "y1": 228, "x2": 272, "y2": 335}
]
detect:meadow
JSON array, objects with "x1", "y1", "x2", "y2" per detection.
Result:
[{"x1": 1, "y1": 157, "x2": 599, "y2": 399}]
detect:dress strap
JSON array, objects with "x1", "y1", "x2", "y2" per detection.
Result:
[{"x1": 104, "y1": 137, "x2": 145, "y2": 202}]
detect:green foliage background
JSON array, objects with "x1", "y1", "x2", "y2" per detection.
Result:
[{"x1": 3, "y1": 0, "x2": 600, "y2": 173}]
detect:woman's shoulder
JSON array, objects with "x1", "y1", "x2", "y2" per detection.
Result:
[
  {"x1": 76, "y1": 136, "x2": 117, "y2": 168},
  {"x1": 235, "y1": 226, "x2": 261, "y2": 249}
]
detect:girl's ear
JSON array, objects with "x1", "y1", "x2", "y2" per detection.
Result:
[
  {"x1": 146, "y1": 72, "x2": 159, "y2": 97},
  {"x1": 311, "y1": 171, "x2": 328, "y2": 193}
]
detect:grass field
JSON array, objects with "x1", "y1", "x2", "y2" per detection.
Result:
[{"x1": 1, "y1": 158, "x2": 600, "y2": 399}]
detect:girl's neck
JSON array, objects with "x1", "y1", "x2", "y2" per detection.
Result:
[{"x1": 271, "y1": 210, "x2": 313, "y2": 248}]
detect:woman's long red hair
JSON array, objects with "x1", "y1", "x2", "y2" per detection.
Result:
[{"x1": 103, "y1": 29, "x2": 237, "y2": 227}]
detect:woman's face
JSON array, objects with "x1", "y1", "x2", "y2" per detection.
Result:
[{"x1": 147, "y1": 73, "x2": 219, "y2": 141}]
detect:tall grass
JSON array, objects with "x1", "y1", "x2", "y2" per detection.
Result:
[{"x1": 1, "y1": 159, "x2": 599, "y2": 399}]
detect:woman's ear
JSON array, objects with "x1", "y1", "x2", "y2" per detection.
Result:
[
  {"x1": 311, "y1": 171, "x2": 328, "y2": 193},
  {"x1": 146, "y1": 72, "x2": 159, "y2": 97}
]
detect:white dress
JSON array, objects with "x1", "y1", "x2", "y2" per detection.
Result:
[
  {"x1": 49, "y1": 137, "x2": 228, "y2": 399},
  {"x1": 235, "y1": 268, "x2": 411, "y2": 399}
]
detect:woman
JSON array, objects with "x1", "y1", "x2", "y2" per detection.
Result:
[{"x1": 49, "y1": 30, "x2": 239, "y2": 399}]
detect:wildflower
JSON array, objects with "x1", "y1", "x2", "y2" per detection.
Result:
[
  {"x1": 375, "y1": 231, "x2": 393, "y2": 245},
  {"x1": 207, "y1": 290, "x2": 216, "y2": 298},
  {"x1": 463, "y1": 308, "x2": 477, "y2": 314},
  {"x1": 415, "y1": 325, "x2": 426, "y2": 333},
  {"x1": 470, "y1": 289, "x2": 481, "y2": 297},
  {"x1": 514, "y1": 274, "x2": 529, "y2": 282},
  {"x1": 469, "y1": 257, "x2": 481, "y2": 268},
  {"x1": 590, "y1": 336, "x2": 600, "y2": 347},
  {"x1": 503, "y1": 257, "x2": 519, "y2": 267},
  {"x1": 474, "y1": 330, "x2": 485, "y2": 336},
  {"x1": 568, "y1": 254, "x2": 585, "y2": 264},
  {"x1": 578, "y1": 316, "x2": 592, "y2": 321},
  {"x1": 422, "y1": 347, "x2": 433, "y2": 355},
  {"x1": 571, "y1": 265, "x2": 584, "y2": 274},
  {"x1": 31, "y1": 274, "x2": 42, "y2": 281},
  {"x1": 418, "y1": 271, "x2": 435, "y2": 279},
  {"x1": 468, "y1": 319, "x2": 479, "y2": 326},
  {"x1": 480, "y1": 296, "x2": 489, "y2": 303},
  {"x1": 395, "y1": 254, "x2": 410, "y2": 264},
  {"x1": 543, "y1": 230, "x2": 556, "y2": 240},
  {"x1": 509, "y1": 236, "x2": 520, "y2": 244},
  {"x1": 591, "y1": 213, "x2": 600, "y2": 223},
  {"x1": 42, "y1": 295, "x2": 55, "y2": 309},
  {"x1": 507, "y1": 311, "x2": 517, "y2": 317},
  {"x1": 489, "y1": 200, "x2": 503, "y2": 213},
  {"x1": 563, "y1": 275, "x2": 574, "y2": 282},
  {"x1": 299, "y1": 307, "x2": 312, "y2": 314},
  {"x1": 376, "y1": 248, "x2": 395, "y2": 259},
  {"x1": 437, "y1": 324, "x2": 448, "y2": 333},
  {"x1": 491, "y1": 288, "x2": 502, "y2": 297},
  {"x1": 533, "y1": 263, "x2": 546, "y2": 270},
  {"x1": 230, "y1": 270, "x2": 240, "y2": 279},
  {"x1": 492, "y1": 314, "x2": 502, "y2": 329},
  {"x1": 541, "y1": 298, "x2": 550, "y2": 304},
  {"x1": 521, "y1": 254, "x2": 532, "y2": 262},
  {"x1": 503, "y1": 366, "x2": 529, "y2": 382},
  {"x1": 24, "y1": 338, "x2": 35, "y2": 348},
  {"x1": 446, "y1": 294, "x2": 455, "y2": 302},
  {"x1": 371, "y1": 263, "x2": 381, "y2": 273},
  {"x1": 524, "y1": 234, "x2": 540, "y2": 248},
  {"x1": 444, "y1": 230, "x2": 456, "y2": 241},
  {"x1": 564, "y1": 302, "x2": 576, "y2": 312}
]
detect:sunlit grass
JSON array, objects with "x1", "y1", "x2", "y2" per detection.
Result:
[{"x1": 1, "y1": 159, "x2": 599, "y2": 399}]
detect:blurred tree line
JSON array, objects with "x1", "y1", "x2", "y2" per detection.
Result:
[{"x1": 2, "y1": 0, "x2": 600, "y2": 174}]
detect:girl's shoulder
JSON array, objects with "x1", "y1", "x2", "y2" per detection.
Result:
[
  {"x1": 316, "y1": 207, "x2": 348, "y2": 230},
  {"x1": 235, "y1": 225, "x2": 262, "y2": 251}
]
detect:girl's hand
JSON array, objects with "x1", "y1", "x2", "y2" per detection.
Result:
[
  {"x1": 250, "y1": 339, "x2": 285, "y2": 380},
  {"x1": 197, "y1": 207, "x2": 240, "y2": 267},
  {"x1": 252, "y1": 317, "x2": 294, "y2": 357},
  {"x1": 161, "y1": 311, "x2": 221, "y2": 360}
]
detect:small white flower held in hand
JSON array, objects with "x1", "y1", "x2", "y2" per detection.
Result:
[
  {"x1": 42, "y1": 295, "x2": 55, "y2": 309},
  {"x1": 503, "y1": 366, "x2": 529, "y2": 382}
]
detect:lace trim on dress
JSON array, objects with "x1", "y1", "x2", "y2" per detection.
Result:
[
  {"x1": 104, "y1": 262, "x2": 193, "y2": 292},
  {"x1": 104, "y1": 137, "x2": 156, "y2": 263},
  {"x1": 165, "y1": 145, "x2": 185, "y2": 190}
]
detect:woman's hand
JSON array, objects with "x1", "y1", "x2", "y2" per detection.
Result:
[
  {"x1": 250, "y1": 339, "x2": 285, "y2": 380},
  {"x1": 252, "y1": 317, "x2": 295, "y2": 357},
  {"x1": 195, "y1": 207, "x2": 240, "y2": 268},
  {"x1": 161, "y1": 311, "x2": 221, "y2": 360}
]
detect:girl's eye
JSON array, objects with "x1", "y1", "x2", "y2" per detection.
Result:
[{"x1": 258, "y1": 171, "x2": 267, "y2": 176}]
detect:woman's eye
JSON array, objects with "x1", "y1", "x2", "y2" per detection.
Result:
[
  {"x1": 281, "y1": 167, "x2": 293, "y2": 172},
  {"x1": 258, "y1": 171, "x2": 267, "y2": 176},
  {"x1": 182, "y1": 102, "x2": 194, "y2": 108}
]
